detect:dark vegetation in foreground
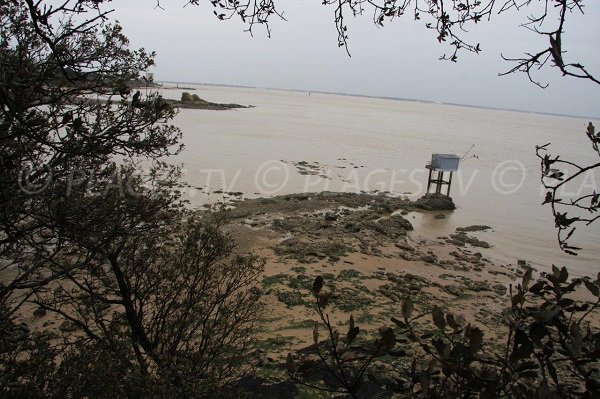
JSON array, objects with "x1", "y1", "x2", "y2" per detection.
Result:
[
  {"x1": 1, "y1": 0, "x2": 600, "y2": 398},
  {"x1": 285, "y1": 270, "x2": 600, "y2": 398}
]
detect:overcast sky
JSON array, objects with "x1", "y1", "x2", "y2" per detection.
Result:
[{"x1": 108, "y1": 0, "x2": 600, "y2": 118}]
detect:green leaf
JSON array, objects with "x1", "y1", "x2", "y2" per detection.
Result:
[
  {"x1": 510, "y1": 329, "x2": 534, "y2": 363},
  {"x1": 529, "y1": 281, "x2": 547, "y2": 294},
  {"x1": 318, "y1": 292, "x2": 331, "y2": 307},
  {"x1": 522, "y1": 268, "x2": 532, "y2": 291},
  {"x1": 432, "y1": 306, "x2": 446, "y2": 330},
  {"x1": 469, "y1": 327, "x2": 484, "y2": 355},
  {"x1": 558, "y1": 266, "x2": 569, "y2": 283},
  {"x1": 447, "y1": 313, "x2": 459, "y2": 330},
  {"x1": 584, "y1": 279, "x2": 600, "y2": 297},
  {"x1": 391, "y1": 316, "x2": 407, "y2": 329},
  {"x1": 432, "y1": 338, "x2": 448, "y2": 358},
  {"x1": 312, "y1": 276, "x2": 324, "y2": 295},
  {"x1": 511, "y1": 293, "x2": 524, "y2": 308},
  {"x1": 379, "y1": 326, "x2": 396, "y2": 351},
  {"x1": 346, "y1": 315, "x2": 357, "y2": 344},
  {"x1": 347, "y1": 326, "x2": 360, "y2": 345},
  {"x1": 558, "y1": 298, "x2": 575, "y2": 308},
  {"x1": 547, "y1": 362, "x2": 559, "y2": 386},
  {"x1": 529, "y1": 322, "x2": 547, "y2": 345}
]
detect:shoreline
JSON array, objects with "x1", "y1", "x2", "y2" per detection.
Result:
[
  {"x1": 219, "y1": 192, "x2": 529, "y2": 359},
  {"x1": 215, "y1": 191, "x2": 599, "y2": 396},
  {"x1": 158, "y1": 81, "x2": 600, "y2": 120}
]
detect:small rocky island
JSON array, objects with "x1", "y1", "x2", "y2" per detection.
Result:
[{"x1": 164, "y1": 92, "x2": 252, "y2": 110}]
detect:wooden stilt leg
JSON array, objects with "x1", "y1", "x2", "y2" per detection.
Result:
[{"x1": 427, "y1": 168, "x2": 432, "y2": 193}]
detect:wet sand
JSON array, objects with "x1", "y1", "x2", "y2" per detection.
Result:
[{"x1": 221, "y1": 192, "x2": 537, "y2": 363}]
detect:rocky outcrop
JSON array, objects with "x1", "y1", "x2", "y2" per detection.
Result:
[
  {"x1": 456, "y1": 225, "x2": 492, "y2": 232},
  {"x1": 165, "y1": 97, "x2": 250, "y2": 110},
  {"x1": 414, "y1": 193, "x2": 456, "y2": 211}
]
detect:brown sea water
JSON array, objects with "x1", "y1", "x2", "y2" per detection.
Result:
[{"x1": 158, "y1": 84, "x2": 600, "y2": 277}]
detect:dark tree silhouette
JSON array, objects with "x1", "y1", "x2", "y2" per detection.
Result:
[
  {"x1": 1, "y1": 1, "x2": 264, "y2": 396},
  {"x1": 536, "y1": 122, "x2": 600, "y2": 255},
  {"x1": 198, "y1": 0, "x2": 597, "y2": 86}
]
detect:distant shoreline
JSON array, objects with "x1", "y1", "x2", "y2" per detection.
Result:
[{"x1": 158, "y1": 80, "x2": 599, "y2": 121}]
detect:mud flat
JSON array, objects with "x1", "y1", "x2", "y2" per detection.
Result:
[{"x1": 214, "y1": 191, "x2": 545, "y2": 395}]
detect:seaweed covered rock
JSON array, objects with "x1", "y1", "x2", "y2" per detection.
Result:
[
  {"x1": 369, "y1": 214, "x2": 414, "y2": 238},
  {"x1": 414, "y1": 193, "x2": 456, "y2": 211}
]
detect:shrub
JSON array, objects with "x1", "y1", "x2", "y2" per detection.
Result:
[{"x1": 289, "y1": 269, "x2": 600, "y2": 398}]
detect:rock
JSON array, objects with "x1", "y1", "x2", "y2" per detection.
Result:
[
  {"x1": 276, "y1": 291, "x2": 305, "y2": 308},
  {"x1": 243, "y1": 218, "x2": 259, "y2": 227},
  {"x1": 395, "y1": 241, "x2": 415, "y2": 252},
  {"x1": 370, "y1": 214, "x2": 413, "y2": 238},
  {"x1": 324, "y1": 212, "x2": 337, "y2": 221},
  {"x1": 456, "y1": 225, "x2": 492, "y2": 232},
  {"x1": 421, "y1": 254, "x2": 438, "y2": 264},
  {"x1": 449, "y1": 232, "x2": 491, "y2": 248},
  {"x1": 399, "y1": 251, "x2": 419, "y2": 261},
  {"x1": 344, "y1": 222, "x2": 361, "y2": 233},
  {"x1": 467, "y1": 281, "x2": 491, "y2": 292},
  {"x1": 442, "y1": 285, "x2": 462, "y2": 296},
  {"x1": 434, "y1": 213, "x2": 446, "y2": 219},
  {"x1": 414, "y1": 193, "x2": 456, "y2": 211},
  {"x1": 493, "y1": 283, "x2": 508, "y2": 294},
  {"x1": 274, "y1": 238, "x2": 352, "y2": 263}
]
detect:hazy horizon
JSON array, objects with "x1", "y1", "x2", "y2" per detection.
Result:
[{"x1": 110, "y1": 1, "x2": 600, "y2": 119}]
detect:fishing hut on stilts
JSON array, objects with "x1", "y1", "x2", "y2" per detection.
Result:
[{"x1": 425, "y1": 154, "x2": 460, "y2": 196}]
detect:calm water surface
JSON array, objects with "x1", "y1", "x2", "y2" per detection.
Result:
[{"x1": 158, "y1": 84, "x2": 600, "y2": 277}]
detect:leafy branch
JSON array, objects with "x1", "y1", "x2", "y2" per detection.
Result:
[{"x1": 536, "y1": 122, "x2": 600, "y2": 255}]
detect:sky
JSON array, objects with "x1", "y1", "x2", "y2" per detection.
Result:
[{"x1": 107, "y1": 0, "x2": 600, "y2": 118}]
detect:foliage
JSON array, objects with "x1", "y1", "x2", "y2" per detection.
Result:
[
  {"x1": 291, "y1": 271, "x2": 600, "y2": 398},
  {"x1": 0, "y1": 306, "x2": 56, "y2": 398},
  {"x1": 536, "y1": 122, "x2": 600, "y2": 255},
  {"x1": 0, "y1": 0, "x2": 181, "y2": 311},
  {"x1": 195, "y1": 0, "x2": 597, "y2": 86},
  {"x1": 1, "y1": 1, "x2": 264, "y2": 397},
  {"x1": 286, "y1": 276, "x2": 380, "y2": 398}
]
